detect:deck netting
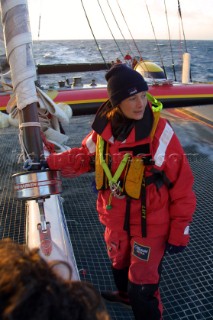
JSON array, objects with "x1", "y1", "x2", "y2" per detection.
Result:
[{"x1": 0, "y1": 112, "x2": 212, "y2": 320}]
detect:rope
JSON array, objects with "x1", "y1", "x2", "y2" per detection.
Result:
[
  {"x1": 18, "y1": 129, "x2": 33, "y2": 166},
  {"x1": 116, "y1": 0, "x2": 142, "y2": 59},
  {"x1": 80, "y1": 0, "x2": 109, "y2": 68},
  {"x1": 164, "y1": 0, "x2": 177, "y2": 81},
  {"x1": 106, "y1": 0, "x2": 134, "y2": 57},
  {"x1": 18, "y1": 122, "x2": 40, "y2": 163},
  {"x1": 18, "y1": 122, "x2": 43, "y2": 168},
  {"x1": 96, "y1": 0, "x2": 124, "y2": 59},
  {"x1": 19, "y1": 122, "x2": 41, "y2": 129},
  {"x1": 144, "y1": 0, "x2": 167, "y2": 79}
]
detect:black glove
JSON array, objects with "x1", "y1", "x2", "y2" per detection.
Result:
[{"x1": 166, "y1": 243, "x2": 186, "y2": 255}]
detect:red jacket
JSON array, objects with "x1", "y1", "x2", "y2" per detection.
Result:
[{"x1": 47, "y1": 103, "x2": 196, "y2": 246}]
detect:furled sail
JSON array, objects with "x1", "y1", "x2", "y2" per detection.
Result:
[
  {"x1": 0, "y1": 0, "x2": 37, "y2": 109},
  {"x1": 0, "y1": 0, "x2": 79, "y2": 280}
]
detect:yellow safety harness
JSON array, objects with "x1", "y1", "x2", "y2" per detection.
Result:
[{"x1": 98, "y1": 135, "x2": 130, "y2": 209}]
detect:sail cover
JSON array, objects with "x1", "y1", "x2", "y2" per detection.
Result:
[{"x1": 0, "y1": 0, "x2": 38, "y2": 109}]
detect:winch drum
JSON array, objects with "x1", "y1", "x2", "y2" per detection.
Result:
[{"x1": 12, "y1": 170, "x2": 62, "y2": 200}]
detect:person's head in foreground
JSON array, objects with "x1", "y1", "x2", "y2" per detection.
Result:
[{"x1": 0, "y1": 238, "x2": 110, "y2": 320}]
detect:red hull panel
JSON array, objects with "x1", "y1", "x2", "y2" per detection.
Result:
[{"x1": 0, "y1": 83, "x2": 213, "y2": 112}]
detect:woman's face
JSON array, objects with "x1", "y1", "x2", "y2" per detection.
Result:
[{"x1": 119, "y1": 91, "x2": 148, "y2": 120}]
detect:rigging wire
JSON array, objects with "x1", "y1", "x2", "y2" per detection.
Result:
[
  {"x1": 163, "y1": 0, "x2": 177, "y2": 81},
  {"x1": 177, "y1": 0, "x2": 192, "y2": 81},
  {"x1": 37, "y1": 0, "x2": 43, "y2": 40},
  {"x1": 144, "y1": 0, "x2": 167, "y2": 79},
  {"x1": 116, "y1": 0, "x2": 142, "y2": 59},
  {"x1": 96, "y1": 0, "x2": 124, "y2": 59},
  {"x1": 177, "y1": 0, "x2": 188, "y2": 53},
  {"x1": 38, "y1": 15, "x2": 41, "y2": 39},
  {"x1": 80, "y1": 0, "x2": 108, "y2": 68},
  {"x1": 34, "y1": 0, "x2": 43, "y2": 85},
  {"x1": 106, "y1": 0, "x2": 134, "y2": 57}
]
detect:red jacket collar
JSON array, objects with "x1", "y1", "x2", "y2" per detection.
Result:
[{"x1": 92, "y1": 100, "x2": 154, "y2": 143}]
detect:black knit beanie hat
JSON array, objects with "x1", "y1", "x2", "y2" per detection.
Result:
[{"x1": 105, "y1": 63, "x2": 148, "y2": 107}]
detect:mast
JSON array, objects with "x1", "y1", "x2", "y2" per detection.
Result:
[
  {"x1": 0, "y1": 0, "x2": 79, "y2": 279},
  {"x1": 0, "y1": 0, "x2": 43, "y2": 169}
]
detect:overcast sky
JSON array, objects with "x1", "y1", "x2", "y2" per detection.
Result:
[{"x1": 28, "y1": 0, "x2": 213, "y2": 41}]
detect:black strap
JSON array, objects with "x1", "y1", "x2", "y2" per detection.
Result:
[
  {"x1": 141, "y1": 177, "x2": 147, "y2": 237},
  {"x1": 123, "y1": 169, "x2": 172, "y2": 238},
  {"x1": 148, "y1": 168, "x2": 173, "y2": 190},
  {"x1": 123, "y1": 196, "x2": 131, "y2": 235},
  {"x1": 119, "y1": 144, "x2": 150, "y2": 156},
  {"x1": 123, "y1": 177, "x2": 147, "y2": 238}
]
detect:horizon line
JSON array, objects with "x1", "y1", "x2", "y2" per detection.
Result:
[{"x1": 32, "y1": 38, "x2": 213, "y2": 41}]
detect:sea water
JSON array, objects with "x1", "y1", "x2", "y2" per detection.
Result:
[{"x1": 32, "y1": 39, "x2": 213, "y2": 87}]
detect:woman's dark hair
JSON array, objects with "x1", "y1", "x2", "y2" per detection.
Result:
[{"x1": 97, "y1": 100, "x2": 135, "y2": 141}]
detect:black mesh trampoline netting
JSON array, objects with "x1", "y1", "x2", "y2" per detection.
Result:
[{"x1": 0, "y1": 109, "x2": 212, "y2": 320}]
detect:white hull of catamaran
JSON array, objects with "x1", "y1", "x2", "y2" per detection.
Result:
[{"x1": 26, "y1": 194, "x2": 80, "y2": 280}]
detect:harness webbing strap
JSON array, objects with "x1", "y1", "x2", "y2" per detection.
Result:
[
  {"x1": 141, "y1": 177, "x2": 147, "y2": 237},
  {"x1": 146, "y1": 169, "x2": 173, "y2": 190},
  {"x1": 103, "y1": 139, "x2": 108, "y2": 189},
  {"x1": 122, "y1": 109, "x2": 161, "y2": 237},
  {"x1": 123, "y1": 196, "x2": 131, "y2": 235},
  {"x1": 99, "y1": 136, "x2": 130, "y2": 186}
]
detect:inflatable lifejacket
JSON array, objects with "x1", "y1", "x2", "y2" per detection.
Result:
[{"x1": 95, "y1": 106, "x2": 161, "y2": 199}]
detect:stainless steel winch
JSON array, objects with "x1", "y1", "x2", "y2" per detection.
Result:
[
  {"x1": 12, "y1": 170, "x2": 62, "y2": 254},
  {"x1": 12, "y1": 170, "x2": 62, "y2": 200}
]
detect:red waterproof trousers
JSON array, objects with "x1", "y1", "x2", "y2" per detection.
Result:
[{"x1": 104, "y1": 227, "x2": 166, "y2": 317}]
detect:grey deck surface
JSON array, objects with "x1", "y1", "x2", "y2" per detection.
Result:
[{"x1": 0, "y1": 108, "x2": 212, "y2": 319}]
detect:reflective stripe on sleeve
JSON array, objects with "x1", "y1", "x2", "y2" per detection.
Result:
[
  {"x1": 154, "y1": 123, "x2": 174, "y2": 167},
  {"x1": 85, "y1": 133, "x2": 96, "y2": 154}
]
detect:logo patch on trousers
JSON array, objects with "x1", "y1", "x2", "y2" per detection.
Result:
[{"x1": 133, "y1": 242, "x2": 150, "y2": 261}]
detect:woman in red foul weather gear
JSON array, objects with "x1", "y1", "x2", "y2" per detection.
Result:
[{"x1": 47, "y1": 64, "x2": 196, "y2": 320}]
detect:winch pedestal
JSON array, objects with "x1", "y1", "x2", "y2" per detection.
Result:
[{"x1": 12, "y1": 170, "x2": 62, "y2": 255}]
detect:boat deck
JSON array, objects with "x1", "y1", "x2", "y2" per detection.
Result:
[{"x1": 0, "y1": 107, "x2": 212, "y2": 320}]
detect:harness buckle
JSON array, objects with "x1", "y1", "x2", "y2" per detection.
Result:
[
  {"x1": 109, "y1": 181, "x2": 125, "y2": 199},
  {"x1": 110, "y1": 182, "x2": 118, "y2": 193}
]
